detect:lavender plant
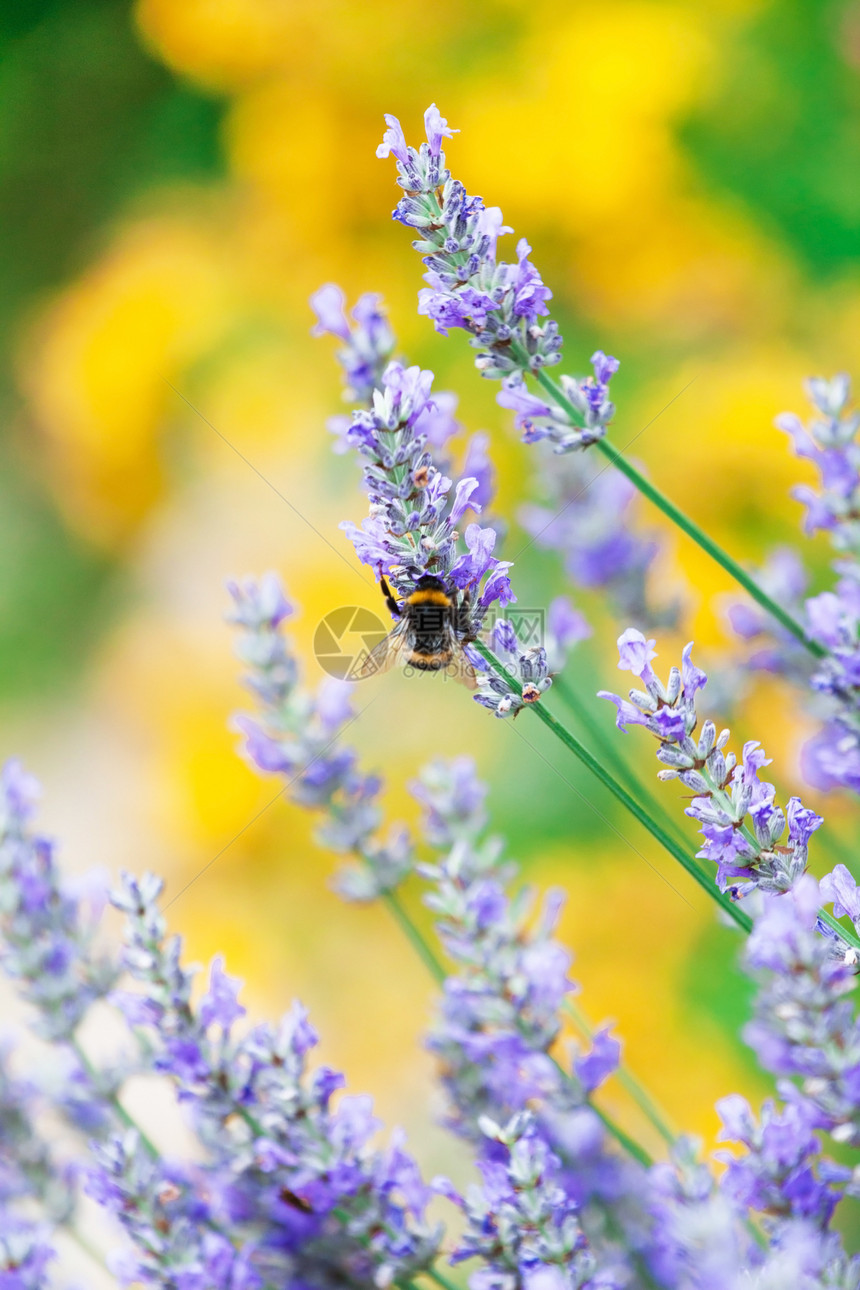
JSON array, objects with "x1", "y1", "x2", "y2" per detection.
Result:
[
  {"x1": 5, "y1": 98, "x2": 860, "y2": 1290},
  {"x1": 598, "y1": 630, "x2": 824, "y2": 900},
  {"x1": 376, "y1": 104, "x2": 828, "y2": 657},
  {"x1": 761, "y1": 376, "x2": 860, "y2": 798}
]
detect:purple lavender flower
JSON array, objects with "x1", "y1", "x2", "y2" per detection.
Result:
[
  {"x1": 87, "y1": 1130, "x2": 263, "y2": 1290},
  {"x1": 440, "y1": 1113, "x2": 596, "y2": 1290},
  {"x1": 716, "y1": 1094, "x2": 845, "y2": 1227},
  {"x1": 792, "y1": 564, "x2": 860, "y2": 797},
  {"x1": 470, "y1": 617, "x2": 552, "y2": 718},
  {"x1": 762, "y1": 376, "x2": 860, "y2": 799},
  {"x1": 742, "y1": 874, "x2": 860, "y2": 1146},
  {"x1": 777, "y1": 374, "x2": 858, "y2": 546},
  {"x1": 519, "y1": 451, "x2": 679, "y2": 631},
  {"x1": 598, "y1": 631, "x2": 823, "y2": 898},
  {"x1": 0, "y1": 1221, "x2": 56, "y2": 1289},
  {"x1": 338, "y1": 360, "x2": 512, "y2": 625},
  {"x1": 376, "y1": 106, "x2": 625, "y2": 456},
  {"x1": 0, "y1": 759, "x2": 118, "y2": 1041},
  {"x1": 544, "y1": 597, "x2": 591, "y2": 675},
  {"x1": 228, "y1": 575, "x2": 412, "y2": 899},
  {"x1": 310, "y1": 284, "x2": 395, "y2": 404},
  {"x1": 412, "y1": 759, "x2": 646, "y2": 1283},
  {"x1": 574, "y1": 1026, "x2": 621, "y2": 1095},
  {"x1": 499, "y1": 352, "x2": 619, "y2": 453},
  {"x1": 647, "y1": 1137, "x2": 751, "y2": 1289},
  {"x1": 725, "y1": 548, "x2": 808, "y2": 653},
  {"x1": 111, "y1": 871, "x2": 442, "y2": 1287},
  {"x1": 376, "y1": 109, "x2": 560, "y2": 373}
]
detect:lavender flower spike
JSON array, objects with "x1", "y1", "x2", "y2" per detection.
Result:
[
  {"x1": 440, "y1": 1113, "x2": 596, "y2": 1290},
  {"x1": 339, "y1": 360, "x2": 514, "y2": 619},
  {"x1": 112, "y1": 871, "x2": 442, "y2": 1289},
  {"x1": 413, "y1": 759, "x2": 643, "y2": 1288},
  {"x1": 777, "y1": 373, "x2": 859, "y2": 549},
  {"x1": 598, "y1": 629, "x2": 823, "y2": 899},
  {"x1": 520, "y1": 455, "x2": 679, "y2": 629},
  {"x1": 0, "y1": 758, "x2": 118, "y2": 1041},
  {"x1": 228, "y1": 575, "x2": 414, "y2": 900},
  {"x1": 743, "y1": 873, "x2": 860, "y2": 1147},
  {"x1": 377, "y1": 106, "x2": 620, "y2": 453}
]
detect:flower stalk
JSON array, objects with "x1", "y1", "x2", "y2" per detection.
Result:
[
  {"x1": 530, "y1": 372, "x2": 826, "y2": 659},
  {"x1": 470, "y1": 638, "x2": 754, "y2": 932}
]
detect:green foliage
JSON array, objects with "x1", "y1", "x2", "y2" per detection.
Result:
[
  {"x1": 682, "y1": 0, "x2": 860, "y2": 275},
  {"x1": 0, "y1": 0, "x2": 225, "y2": 367}
]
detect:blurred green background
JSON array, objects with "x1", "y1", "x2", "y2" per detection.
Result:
[{"x1": 2, "y1": 0, "x2": 860, "y2": 1185}]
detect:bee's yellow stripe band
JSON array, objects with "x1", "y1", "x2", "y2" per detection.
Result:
[{"x1": 405, "y1": 589, "x2": 451, "y2": 607}]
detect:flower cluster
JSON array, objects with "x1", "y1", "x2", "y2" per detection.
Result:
[
  {"x1": 646, "y1": 879, "x2": 860, "y2": 1288},
  {"x1": 440, "y1": 1113, "x2": 596, "y2": 1290},
  {"x1": 313, "y1": 286, "x2": 494, "y2": 504},
  {"x1": 228, "y1": 573, "x2": 414, "y2": 898},
  {"x1": 0, "y1": 758, "x2": 117, "y2": 1041},
  {"x1": 470, "y1": 618, "x2": 554, "y2": 718},
  {"x1": 778, "y1": 374, "x2": 859, "y2": 550},
  {"x1": 110, "y1": 871, "x2": 442, "y2": 1289},
  {"x1": 310, "y1": 283, "x2": 395, "y2": 404},
  {"x1": 414, "y1": 758, "x2": 574, "y2": 1131},
  {"x1": 648, "y1": 1137, "x2": 751, "y2": 1290},
  {"x1": 339, "y1": 359, "x2": 514, "y2": 617},
  {"x1": 801, "y1": 563, "x2": 860, "y2": 794},
  {"x1": 411, "y1": 759, "x2": 642, "y2": 1286},
  {"x1": 498, "y1": 353, "x2": 620, "y2": 454},
  {"x1": 598, "y1": 629, "x2": 824, "y2": 898},
  {"x1": 716, "y1": 1095, "x2": 846, "y2": 1228},
  {"x1": 377, "y1": 106, "x2": 620, "y2": 455},
  {"x1": 751, "y1": 375, "x2": 860, "y2": 797},
  {"x1": 743, "y1": 874, "x2": 860, "y2": 1147},
  {"x1": 86, "y1": 1129, "x2": 262, "y2": 1290},
  {"x1": 378, "y1": 106, "x2": 560, "y2": 375}
]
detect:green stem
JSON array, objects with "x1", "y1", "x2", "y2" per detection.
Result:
[
  {"x1": 380, "y1": 825, "x2": 662, "y2": 1171},
  {"x1": 552, "y1": 676, "x2": 697, "y2": 864},
  {"x1": 474, "y1": 640, "x2": 860, "y2": 952},
  {"x1": 71, "y1": 1038, "x2": 160, "y2": 1160},
  {"x1": 381, "y1": 889, "x2": 446, "y2": 984},
  {"x1": 589, "y1": 1101, "x2": 654, "y2": 1168},
  {"x1": 548, "y1": 1055, "x2": 653, "y2": 1167},
  {"x1": 421, "y1": 1267, "x2": 461, "y2": 1290},
  {"x1": 472, "y1": 639, "x2": 753, "y2": 933},
  {"x1": 532, "y1": 368, "x2": 825, "y2": 661},
  {"x1": 564, "y1": 999, "x2": 676, "y2": 1148}
]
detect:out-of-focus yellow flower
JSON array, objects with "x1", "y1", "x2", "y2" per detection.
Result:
[
  {"x1": 135, "y1": 0, "x2": 296, "y2": 90},
  {"x1": 463, "y1": 5, "x2": 711, "y2": 234},
  {"x1": 20, "y1": 216, "x2": 233, "y2": 546}
]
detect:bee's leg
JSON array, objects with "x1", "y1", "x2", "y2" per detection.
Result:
[{"x1": 379, "y1": 573, "x2": 400, "y2": 620}]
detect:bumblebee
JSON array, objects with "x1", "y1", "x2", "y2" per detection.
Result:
[{"x1": 356, "y1": 573, "x2": 477, "y2": 687}]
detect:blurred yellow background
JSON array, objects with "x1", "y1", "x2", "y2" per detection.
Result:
[{"x1": 2, "y1": 0, "x2": 860, "y2": 1186}]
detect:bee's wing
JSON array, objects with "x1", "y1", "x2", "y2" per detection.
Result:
[{"x1": 351, "y1": 621, "x2": 407, "y2": 681}]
